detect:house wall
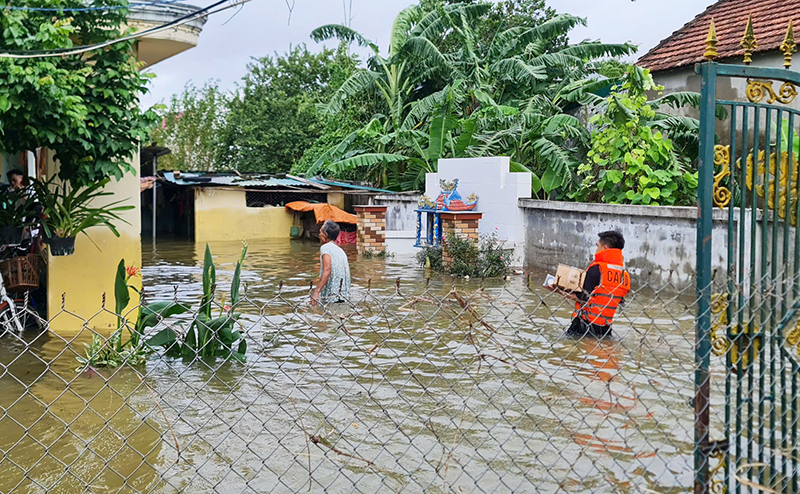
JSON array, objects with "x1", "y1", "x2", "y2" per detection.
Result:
[
  {"x1": 651, "y1": 52, "x2": 799, "y2": 144},
  {"x1": 194, "y1": 188, "x2": 294, "y2": 242},
  {"x1": 46, "y1": 150, "x2": 142, "y2": 334}
]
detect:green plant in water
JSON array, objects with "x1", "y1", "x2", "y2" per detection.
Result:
[
  {"x1": 147, "y1": 243, "x2": 249, "y2": 362},
  {"x1": 362, "y1": 249, "x2": 394, "y2": 259},
  {"x1": 76, "y1": 261, "x2": 190, "y2": 371},
  {"x1": 418, "y1": 232, "x2": 513, "y2": 278}
]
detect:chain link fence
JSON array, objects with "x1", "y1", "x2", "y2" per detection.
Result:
[{"x1": 0, "y1": 271, "x2": 708, "y2": 493}]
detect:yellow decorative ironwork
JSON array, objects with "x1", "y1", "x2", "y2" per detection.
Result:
[
  {"x1": 745, "y1": 79, "x2": 798, "y2": 104},
  {"x1": 741, "y1": 15, "x2": 757, "y2": 64},
  {"x1": 785, "y1": 319, "x2": 800, "y2": 358},
  {"x1": 705, "y1": 20, "x2": 719, "y2": 60},
  {"x1": 738, "y1": 150, "x2": 800, "y2": 226},
  {"x1": 728, "y1": 324, "x2": 762, "y2": 375},
  {"x1": 713, "y1": 145, "x2": 732, "y2": 208},
  {"x1": 710, "y1": 292, "x2": 762, "y2": 374},
  {"x1": 709, "y1": 448, "x2": 728, "y2": 494},
  {"x1": 711, "y1": 293, "x2": 730, "y2": 356},
  {"x1": 781, "y1": 19, "x2": 797, "y2": 68}
]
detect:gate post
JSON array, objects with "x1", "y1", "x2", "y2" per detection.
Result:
[{"x1": 695, "y1": 61, "x2": 717, "y2": 494}]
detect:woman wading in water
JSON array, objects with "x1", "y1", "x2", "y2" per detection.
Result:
[{"x1": 310, "y1": 220, "x2": 351, "y2": 306}]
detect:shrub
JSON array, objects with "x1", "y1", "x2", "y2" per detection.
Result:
[{"x1": 418, "y1": 232, "x2": 513, "y2": 278}]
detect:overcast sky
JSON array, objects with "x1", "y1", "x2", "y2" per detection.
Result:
[{"x1": 140, "y1": 0, "x2": 717, "y2": 109}]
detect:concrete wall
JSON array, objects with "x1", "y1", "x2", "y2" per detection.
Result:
[
  {"x1": 426, "y1": 157, "x2": 532, "y2": 259},
  {"x1": 45, "y1": 150, "x2": 142, "y2": 334},
  {"x1": 374, "y1": 194, "x2": 419, "y2": 231},
  {"x1": 194, "y1": 188, "x2": 294, "y2": 242},
  {"x1": 519, "y1": 200, "x2": 735, "y2": 291}
]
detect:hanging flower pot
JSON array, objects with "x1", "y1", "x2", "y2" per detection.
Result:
[
  {"x1": 45, "y1": 236, "x2": 76, "y2": 257},
  {"x1": 32, "y1": 177, "x2": 134, "y2": 258}
]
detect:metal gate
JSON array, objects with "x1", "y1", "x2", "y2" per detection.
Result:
[{"x1": 696, "y1": 20, "x2": 800, "y2": 494}]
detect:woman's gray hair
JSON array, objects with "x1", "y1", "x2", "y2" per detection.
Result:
[{"x1": 321, "y1": 220, "x2": 340, "y2": 241}]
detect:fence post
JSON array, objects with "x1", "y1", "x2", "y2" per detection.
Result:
[{"x1": 695, "y1": 60, "x2": 718, "y2": 494}]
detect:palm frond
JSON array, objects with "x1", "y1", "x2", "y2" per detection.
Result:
[
  {"x1": 325, "y1": 153, "x2": 409, "y2": 175},
  {"x1": 311, "y1": 24, "x2": 378, "y2": 52},
  {"x1": 321, "y1": 70, "x2": 382, "y2": 114},
  {"x1": 389, "y1": 6, "x2": 423, "y2": 56},
  {"x1": 529, "y1": 137, "x2": 578, "y2": 191},
  {"x1": 559, "y1": 42, "x2": 637, "y2": 60},
  {"x1": 649, "y1": 91, "x2": 728, "y2": 120},
  {"x1": 397, "y1": 36, "x2": 450, "y2": 73},
  {"x1": 306, "y1": 129, "x2": 361, "y2": 176},
  {"x1": 490, "y1": 57, "x2": 547, "y2": 84},
  {"x1": 411, "y1": 3, "x2": 491, "y2": 40},
  {"x1": 488, "y1": 14, "x2": 586, "y2": 60}
]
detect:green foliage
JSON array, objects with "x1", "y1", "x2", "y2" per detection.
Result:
[
  {"x1": 77, "y1": 244, "x2": 249, "y2": 370},
  {"x1": 573, "y1": 67, "x2": 700, "y2": 206},
  {"x1": 0, "y1": 0, "x2": 159, "y2": 186},
  {"x1": 32, "y1": 177, "x2": 133, "y2": 239},
  {"x1": 147, "y1": 243, "x2": 249, "y2": 362},
  {"x1": 362, "y1": 249, "x2": 395, "y2": 259},
  {"x1": 151, "y1": 81, "x2": 228, "y2": 171},
  {"x1": 77, "y1": 260, "x2": 191, "y2": 370},
  {"x1": 0, "y1": 188, "x2": 37, "y2": 228},
  {"x1": 307, "y1": 2, "x2": 635, "y2": 192},
  {"x1": 217, "y1": 45, "x2": 360, "y2": 174},
  {"x1": 416, "y1": 245, "x2": 443, "y2": 271},
  {"x1": 418, "y1": 232, "x2": 512, "y2": 277}
]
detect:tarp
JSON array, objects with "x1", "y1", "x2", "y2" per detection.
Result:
[{"x1": 285, "y1": 201, "x2": 357, "y2": 224}]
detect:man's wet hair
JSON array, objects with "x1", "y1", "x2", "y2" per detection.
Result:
[
  {"x1": 321, "y1": 220, "x2": 340, "y2": 241},
  {"x1": 598, "y1": 230, "x2": 625, "y2": 250}
]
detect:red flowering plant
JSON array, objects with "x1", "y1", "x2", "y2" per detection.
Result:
[{"x1": 76, "y1": 259, "x2": 189, "y2": 371}]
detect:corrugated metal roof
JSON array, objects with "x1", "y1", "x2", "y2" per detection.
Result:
[
  {"x1": 160, "y1": 172, "x2": 396, "y2": 193},
  {"x1": 162, "y1": 172, "x2": 310, "y2": 188},
  {"x1": 307, "y1": 177, "x2": 394, "y2": 193}
]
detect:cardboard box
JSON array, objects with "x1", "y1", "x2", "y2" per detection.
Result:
[{"x1": 554, "y1": 264, "x2": 585, "y2": 292}]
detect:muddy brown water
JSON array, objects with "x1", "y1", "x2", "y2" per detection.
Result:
[{"x1": 0, "y1": 239, "x2": 708, "y2": 493}]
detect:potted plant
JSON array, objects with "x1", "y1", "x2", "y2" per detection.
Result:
[
  {"x1": 0, "y1": 188, "x2": 37, "y2": 245},
  {"x1": 32, "y1": 178, "x2": 134, "y2": 256}
]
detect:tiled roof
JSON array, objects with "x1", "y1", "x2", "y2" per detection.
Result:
[{"x1": 638, "y1": 0, "x2": 800, "y2": 73}]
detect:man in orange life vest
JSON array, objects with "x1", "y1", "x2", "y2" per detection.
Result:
[{"x1": 551, "y1": 231, "x2": 631, "y2": 339}]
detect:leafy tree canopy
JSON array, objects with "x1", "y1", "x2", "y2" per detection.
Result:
[
  {"x1": 0, "y1": 0, "x2": 158, "y2": 185},
  {"x1": 151, "y1": 81, "x2": 228, "y2": 172},
  {"x1": 217, "y1": 44, "x2": 360, "y2": 174}
]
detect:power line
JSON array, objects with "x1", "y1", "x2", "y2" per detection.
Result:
[
  {"x1": 0, "y1": 0, "x2": 252, "y2": 58},
  {"x1": 0, "y1": 0, "x2": 188, "y2": 13}
]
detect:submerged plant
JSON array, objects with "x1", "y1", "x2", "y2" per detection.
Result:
[
  {"x1": 418, "y1": 232, "x2": 512, "y2": 278},
  {"x1": 147, "y1": 242, "x2": 249, "y2": 362},
  {"x1": 76, "y1": 260, "x2": 191, "y2": 371}
]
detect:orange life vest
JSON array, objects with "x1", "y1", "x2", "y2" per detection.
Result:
[{"x1": 573, "y1": 248, "x2": 631, "y2": 327}]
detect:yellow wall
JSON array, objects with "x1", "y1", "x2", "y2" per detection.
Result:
[
  {"x1": 327, "y1": 192, "x2": 345, "y2": 209},
  {"x1": 194, "y1": 188, "x2": 295, "y2": 242},
  {"x1": 46, "y1": 151, "x2": 142, "y2": 335}
]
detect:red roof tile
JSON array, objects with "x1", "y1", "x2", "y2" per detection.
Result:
[{"x1": 638, "y1": 0, "x2": 800, "y2": 72}]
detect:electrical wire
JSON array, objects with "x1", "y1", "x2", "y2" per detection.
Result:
[
  {"x1": 1, "y1": 0, "x2": 187, "y2": 13},
  {"x1": 0, "y1": 0, "x2": 250, "y2": 58}
]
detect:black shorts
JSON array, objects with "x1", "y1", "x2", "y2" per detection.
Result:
[{"x1": 566, "y1": 317, "x2": 613, "y2": 339}]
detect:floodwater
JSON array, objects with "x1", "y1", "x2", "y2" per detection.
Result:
[{"x1": 0, "y1": 239, "x2": 708, "y2": 493}]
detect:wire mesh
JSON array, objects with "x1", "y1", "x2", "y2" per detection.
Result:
[{"x1": 0, "y1": 274, "x2": 717, "y2": 493}]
